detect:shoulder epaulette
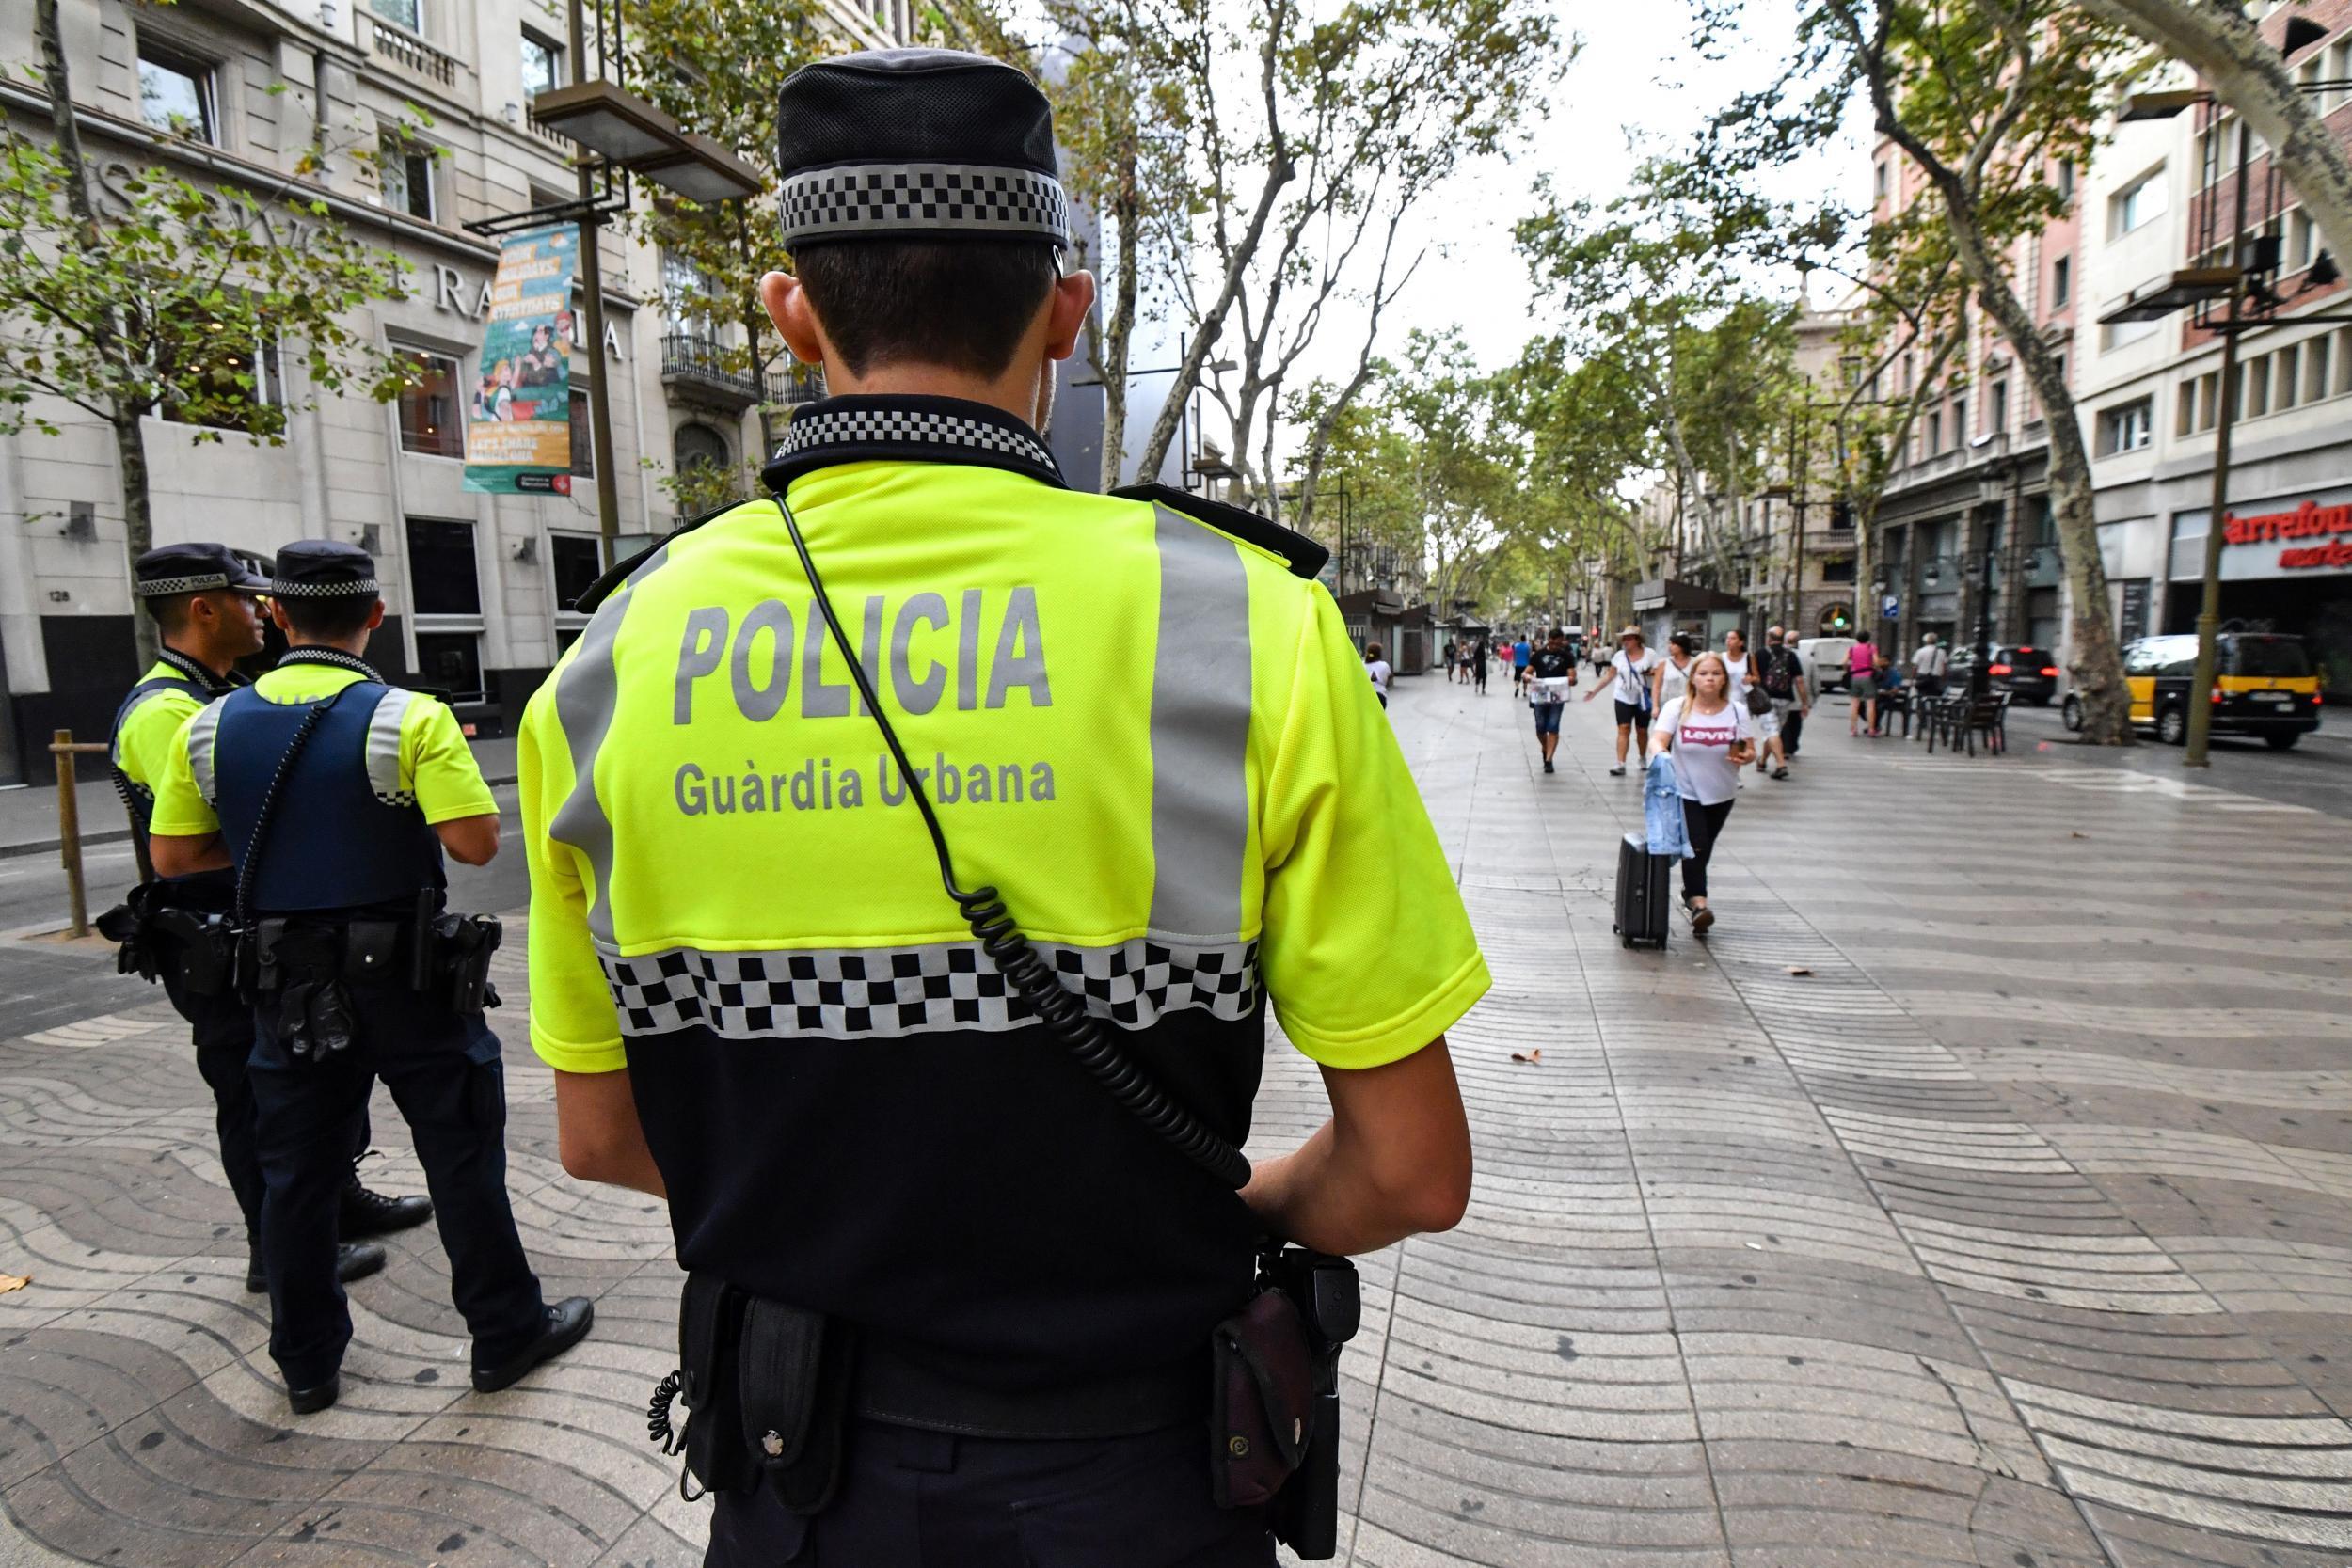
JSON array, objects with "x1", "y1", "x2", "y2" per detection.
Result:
[
  {"x1": 1112, "y1": 483, "x2": 1329, "y2": 581},
  {"x1": 571, "y1": 498, "x2": 749, "y2": 614}
]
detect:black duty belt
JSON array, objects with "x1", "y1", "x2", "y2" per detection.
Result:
[{"x1": 853, "y1": 1337, "x2": 1202, "y2": 1441}]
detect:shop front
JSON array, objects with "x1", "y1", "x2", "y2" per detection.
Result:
[{"x1": 2167, "y1": 489, "x2": 2352, "y2": 703}]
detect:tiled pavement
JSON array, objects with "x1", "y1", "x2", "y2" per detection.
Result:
[{"x1": 3, "y1": 677, "x2": 2349, "y2": 1565}]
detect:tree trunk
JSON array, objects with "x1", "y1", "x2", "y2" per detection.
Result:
[
  {"x1": 1097, "y1": 141, "x2": 1139, "y2": 493},
  {"x1": 2076, "y1": 0, "x2": 2352, "y2": 267},
  {"x1": 1933, "y1": 193, "x2": 2132, "y2": 741},
  {"x1": 115, "y1": 416, "x2": 159, "y2": 670}
]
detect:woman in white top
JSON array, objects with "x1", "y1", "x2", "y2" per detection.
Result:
[
  {"x1": 1363, "y1": 641, "x2": 1393, "y2": 710},
  {"x1": 1581, "y1": 627, "x2": 1661, "y2": 777},
  {"x1": 1651, "y1": 632, "x2": 1695, "y2": 712},
  {"x1": 1721, "y1": 628, "x2": 1752, "y2": 705},
  {"x1": 1648, "y1": 651, "x2": 1756, "y2": 935}
]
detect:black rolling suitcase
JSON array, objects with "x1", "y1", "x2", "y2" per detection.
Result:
[{"x1": 1613, "y1": 831, "x2": 1671, "y2": 949}]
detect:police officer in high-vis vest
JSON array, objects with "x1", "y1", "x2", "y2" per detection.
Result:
[
  {"x1": 523, "y1": 49, "x2": 1484, "y2": 1565},
  {"x1": 106, "y1": 544, "x2": 430, "y2": 1294},
  {"x1": 147, "y1": 541, "x2": 592, "y2": 1414}
]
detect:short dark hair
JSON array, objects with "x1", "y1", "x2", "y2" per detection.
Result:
[
  {"x1": 278, "y1": 594, "x2": 379, "y2": 642},
  {"x1": 143, "y1": 593, "x2": 197, "y2": 634},
  {"x1": 793, "y1": 240, "x2": 1057, "y2": 378}
]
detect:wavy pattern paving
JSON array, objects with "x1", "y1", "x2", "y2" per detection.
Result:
[{"x1": 5, "y1": 680, "x2": 2351, "y2": 1566}]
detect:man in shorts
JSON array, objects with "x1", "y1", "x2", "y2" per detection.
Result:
[
  {"x1": 1754, "y1": 625, "x2": 1809, "y2": 779},
  {"x1": 1526, "y1": 627, "x2": 1576, "y2": 774}
]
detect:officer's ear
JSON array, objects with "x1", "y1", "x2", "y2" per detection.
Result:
[
  {"x1": 365, "y1": 598, "x2": 386, "y2": 633},
  {"x1": 760, "y1": 271, "x2": 830, "y2": 368},
  {"x1": 268, "y1": 598, "x2": 294, "y2": 635},
  {"x1": 1041, "y1": 268, "x2": 1095, "y2": 364}
]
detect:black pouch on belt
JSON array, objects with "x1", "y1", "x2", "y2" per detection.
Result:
[
  {"x1": 1207, "y1": 1287, "x2": 1312, "y2": 1510},
  {"x1": 736, "y1": 1296, "x2": 854, "y2": 1516},
  {"x1": 671, "y1": 1271, "x2": 754, "y2": 1497}
]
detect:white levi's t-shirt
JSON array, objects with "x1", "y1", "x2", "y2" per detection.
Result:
[{"x1": 1656, "y1": 695, "x2": 1755, "y2": 805}]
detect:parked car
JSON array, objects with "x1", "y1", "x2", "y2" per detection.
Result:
[
  {"x1": 1946, "y1": 643, "x2": 2062, "y2": 705},
  {"x1": 2062, "y1": 632, "x2": 2323, "y2": 749},
  {"x1": 1796, "y1": 636, "x2": 1856, "y2": 691}
]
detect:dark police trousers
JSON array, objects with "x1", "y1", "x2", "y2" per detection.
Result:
[
  {"x1": 161, "y1": 969, "x2": 370, "y2": 1251},
  {"x1": 247, "y1": 977, "x2": 544, "y2": 1386},
  {"x1": 708, "y1": 1419, "x2": 1276, "y2": 1567}
]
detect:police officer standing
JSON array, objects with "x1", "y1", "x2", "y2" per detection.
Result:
[
  {"x1": 524, "y1": 51, "x2": 1483, "y2": 1564},
  {"x1": 147, "y1": 541, "x2": 591, "y2": 1413},
  {"x1": 108, "y1": 544, "x2": 430, "y2": 1293}
]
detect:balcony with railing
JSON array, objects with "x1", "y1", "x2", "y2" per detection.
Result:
[
  {"x1": 770, "y1": 366, "x2": 827, "y2": 405},
  {"x1": 362, "y1": 13, "x2": 463, "y2": 91},
  {"x1": 660, "y1": 333, "x2": 761, "y2": 406}
]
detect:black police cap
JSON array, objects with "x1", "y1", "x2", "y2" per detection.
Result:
[
  {"x1": 134, "y1": 542, "x2": 268, "y2": 598},
  {"x1": 270, "y1": 539, "x2": 381, "y2": 600},
  {"x1": 776, "y1": 49, "x2": 1068, "y2": 251}
]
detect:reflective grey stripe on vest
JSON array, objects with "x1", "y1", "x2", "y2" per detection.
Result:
[
  {"x1": 1147, "y1": 505, "x2": 1251, "y2": 942},
  {"x1": 364, "y1": 687, "x2": 421, "y2": 805},
  {"x1": 185, "y1": 702, "x2": 227, "y2": 806},
  {"x1": 552, "y1": 544, "x2": 678, "y2": 945}
]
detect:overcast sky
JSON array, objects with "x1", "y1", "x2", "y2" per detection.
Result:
[{"x1": 1275, "y1": 0, "x2": 1870, "y2": 387}]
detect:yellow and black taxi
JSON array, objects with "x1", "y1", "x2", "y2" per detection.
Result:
[{"x1": 2063, "y1": 632, "x2": 2323, "y2": 750}]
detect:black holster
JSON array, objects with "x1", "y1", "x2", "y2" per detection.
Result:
[
  {"x1": 423, "y1": 910, "x2": 503, "y2": 1014},
  {"x1": 658, "y1": 1273, "x2": 851, "y2": 1514},
  {"x1": 99, "y1": 882, "x2": 238, "y2": 995},
  {"x1": 1211, "y1": 1245, "x2": 1359, "y2": 1560}
]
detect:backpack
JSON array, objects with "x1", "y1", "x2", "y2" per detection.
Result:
[{"x1": 1758, "y1": 647, "x2": 1796, "y2": 699}]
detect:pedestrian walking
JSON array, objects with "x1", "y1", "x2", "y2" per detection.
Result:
[
  {"x1": 1753, "y1": 626, "x2": 1808, "y2": 779},
  {"x1": 1913, "y1": 630, "x2": 1948, "y2": 698},
  {"x1": 1847, "y1": 629, "x2": 1881, "y2": 736},
  {"x1": 101, "y1": 545, "x2": 423, "y2": 1297},
  {"x1": 1365, "y1": 641, "x2": 1393, "y2": 710},
  {"x1": 1584, "y1": 626, "x2": 1659, "y2": 776},
  {"x1": 1652, "y1": 632, "x2": 1694, "y2": 712},
  {"x1": 1471, "y1": 638, "x2": 1489, "y2": 694},
  {"x1": 520, "y1": 48, "x2": 1482, "y2": 1566},
  {"x1": 1511, "y1": 634, "x2": 1532, "y2": 695},
  {"x1": 1721, "y1": 628, "x2": 1753, "y2": 707},
  {"x1": 1649, "y1": 651, "x2": 1756, "y2": 936},
  {"x1": 1526, "y1": 627, "x2": 1577, "y2": 773},
  {"x1": 146, "y1": 540, "x2": 592, "y2": 1415},
  {"x1": 1443, "y1": 640, "x2": 1459, "y2": 684}
]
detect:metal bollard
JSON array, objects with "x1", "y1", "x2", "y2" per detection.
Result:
[{"x1": 48, "y1": 731, "x2": 109, "y2": 939}]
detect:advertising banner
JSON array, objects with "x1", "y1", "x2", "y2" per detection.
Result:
[{"x1": 463, "y1": 224, "x2": 576, "y2": 494}]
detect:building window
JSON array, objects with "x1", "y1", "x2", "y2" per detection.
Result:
[
  {"x1": 1952, "y1": 394, "x2": 1967, "y2": 444},
  {"x1": 2277, "y1": 343, "x2": 2302, "y2": 411},
  {"x1": 520, "y1": 30, "x2": 564, "y2": 97},
  {"x1": 1821, "y1": 555, "x2": 1857, "y2": 583},
  {"x1": 2244, "y1": 354, "x2": 2269, "y2": 418},
  {"x1": 2096, "y1": 397, "x2": 2153, "y2": 455},
  {"x1": 413, "y1": 633, "x2": 485, "y2": 703},
  {"x1": 1989, "y1": 378, "x2": 2009, "y2": 436},
  {"x1": 164, "y1": 334, "x2": 283, "y2": 434},
  {"x1": 2292, "y1": 209, "x2": 2319, "y2": 272},
  {"x1": 2306, "y1": 335, "x2": 2331, "y2": 403},
  {"x1": 2055, "y1": 158, "x2": 2075, "y2": 201},
  {"x1": 569, "y1": 388, "x2": 595, "y2": 478},
  {"x1": 380, "y1": 135, "x2": 436, "y2": 222},
  {"x1": 549, "y1": 532, "x2": 603, "y2": 610},
  {"x1": 2110, "y1": 166, "x2": 2168, "y2": 238},
  {"x1": 137, "y1": 41, "x2": 215, "y2": 144},
  {"x1": 1874, "y1": 160, "x2": 1888, "y2": 200},
  {"x1": 675, "y1": 421, "x2": 730, "y2": 477},
  {"x1": 371, "y1": 0, "x2": 422, "y2": 35},
  {"x1": 2103, "y1": 316, "x2": 2158, "y2": 352},
  {"x1": 2049, "y1": 255, "x2": 2071, "y2": 310},
  {"x1": 407, "y1": 518, "x2": 482, "y2": 616},
  {"x1": 394, "y1": 349, "x2": 464, "y2": 457},
  {"x1": 1925, "y1": 408, "x2": 1942, "y2": 455}
]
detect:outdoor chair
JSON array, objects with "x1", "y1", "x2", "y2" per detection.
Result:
[{"x1": 1959, "y1": 689, "x2": 2011, "y2": 757}]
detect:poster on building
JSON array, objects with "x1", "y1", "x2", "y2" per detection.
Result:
[{"x1": 463, "y1": 225, "x2": 575, "y2": 495}]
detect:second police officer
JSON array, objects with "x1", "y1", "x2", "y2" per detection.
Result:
[
  {"x1": 147, "y1": 541, "x2": 592, "y2": 1414},
  {"x1": 105, "y1": 544, "x2": 429, "y2": 1294},
  {"x1": 524, "y1": 50, "x2": 1486, "y2": 1563}
]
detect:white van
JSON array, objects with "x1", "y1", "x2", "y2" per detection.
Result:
[{"x1": 1796, "y1": 636, "x2": 1856, "y2": 691}]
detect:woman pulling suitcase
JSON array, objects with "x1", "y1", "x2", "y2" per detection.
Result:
[{"x1": 1648, "y1": 652, "x2": 1755, "y2": 935}]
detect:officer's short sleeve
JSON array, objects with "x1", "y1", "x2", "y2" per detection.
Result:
[
  {"x1": 1256, "y1": 591, "x2": 1489, "y2": 1070},
  {"x1": 400, "y1": 696, "x2": 497, "y2": 824},
  {"x1": 518, "y1": 677, "x2": 626, "y2": 1074},
  {"x1": 147, "y1": 709, "x2": 221, "y2": 837},
  {"x1": 114, "y1": 689, "x2": 198, "y2": 795}
]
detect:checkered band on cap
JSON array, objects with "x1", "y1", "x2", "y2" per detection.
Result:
[
  {"x1": 777, "y1": 405, "x2": 1055, "y2": 471},
  {"x1": 269, "y1": 578, "x2": 381, "y2": 598},
  {"x1": 780, "y1": 162, "x2": 1069, "y2": 246},
  {"x1": 135, "y1": 572, "x2": 232, "y2": 596},
  {"x1": 601, "y1": 938, "x2": 1261, "y2": 1042}
]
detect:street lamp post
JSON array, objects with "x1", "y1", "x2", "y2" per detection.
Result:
[{"x1": 2184, "y1": 119, "x2": 2253, "y2": 768}]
